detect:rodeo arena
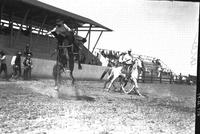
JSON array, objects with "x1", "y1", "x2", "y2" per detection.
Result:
[{"x1": 0, "y1": 0, "x2": 198, "y2": 134}]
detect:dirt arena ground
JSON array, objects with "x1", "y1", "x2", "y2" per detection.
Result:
[{"x1": 0, "y1": 79, "x2": 196, "y2": 134}]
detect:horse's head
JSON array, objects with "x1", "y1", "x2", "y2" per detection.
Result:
[{"x1": 133, "y1": 58, "x2": 142, "y2": 69}]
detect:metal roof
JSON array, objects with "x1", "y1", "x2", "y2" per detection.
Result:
[
  {"x1": 0, "y1": 0, "x2": 112, "y2": 31},
  {"x1": 151, "y1": 0, "x2": 199, "y2": 2}
]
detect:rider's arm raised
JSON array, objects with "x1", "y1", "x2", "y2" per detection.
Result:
[
  {"x1": 63, "y1": 24, "x2": 71, "y2": 31},
  {"x1": 46, "y1": 27, "x2": 57, "y2": 35}
]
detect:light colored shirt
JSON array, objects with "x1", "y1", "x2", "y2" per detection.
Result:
[
  {"x1": 11, "y1": 56, "x2": 16, "y2": 66},
  {"x1": 123, "y1": 54, "x2": 133, "y2": 64},
  {"x1": 118, "y1": 55, "x2": 124, "y2": 63},
  {"x1": 0, "y1": 55, "x2": 6, "y2": 64}
]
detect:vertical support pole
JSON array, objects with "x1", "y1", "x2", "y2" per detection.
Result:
[
  {"x1": 16, "y1": 9, "x2": 30, "y2": 44},
  {"x1": 92, "y1": 31, "x2": 103, "y2": 54},
  {"x1": 87, "y1": 25, "x2": 92, "y2": 51},
  {"x1": 29, "y1": 24, "x2": 33, "y2": 45},
  {"x1": 36, "y1": 15, "x2": 47, "y2": 45},
  {"x1": 75, "y1": 27, "x2": 78, "y2": 35},
  {"x1": 37, "y1": 15, "x2": 47, "y2": 35},
  {"x1": 0, "y1": 4, "x2": 4, "y2": 32},
  {"x1": 85, "y1": 26, "x2": 90, "y2": 39},
  {"x1": 9, "y1": 12, "x2": 14, "y2": 47}
]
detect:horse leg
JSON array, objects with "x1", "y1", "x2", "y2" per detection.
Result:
[
  {"x1": 69, "y1": 71, "x2": 75, "y2": 85},
  {"x1": 103, "y1": 73, "x2": 113, "y2": 89},
  {"x1": 103, "y1": 79, "x2": 110, "y2": 89},
  {"x1": 77, "y1": 53, "x2": 82, "y2": 69},
  {"x1": 53, "y1": 64, "x2": 61, "y2": 91},
  {"x1": 100, "y1": 68, "x2": 109, "y2": 80},
  {"x1": 64, "y1": 48, "x2": 70, "y2": 71},
  {"x1": 112, "y1": 81, "x2": 117, "y2": 91},
  {"x1": 132, "y1": 77, "x2": 143, "y2": 96},
  {"x1": 107, "y1": 75, "x2": 117, "y2": 92}
]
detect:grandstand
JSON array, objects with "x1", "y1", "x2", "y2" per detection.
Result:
[{"x1": 0, "y1": 0, "x2": 111, "y2": 75}]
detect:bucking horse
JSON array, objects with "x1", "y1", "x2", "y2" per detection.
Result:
[
  {"x1": 51, "y1": 31, "x2": 76, "y2": 90},
  {"x1": 100, "y1": 58, "x2": 143, "y2": 96}
]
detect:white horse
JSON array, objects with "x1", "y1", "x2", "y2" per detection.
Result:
[{"x1": 104, "y1": 58, "x2": 143, "y2": 96}]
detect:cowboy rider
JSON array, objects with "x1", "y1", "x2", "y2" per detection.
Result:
[
  {"x1": 47, "y1": 18, "x2": 73, "y2": 71},
  {"x1": 122, "y1": 49, "x2": 134, "y2": 74}
]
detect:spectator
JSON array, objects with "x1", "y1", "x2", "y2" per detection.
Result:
[
  {"x1": 0, "y1": 51, "x2": 8, "y2": 80},
  {"x1": 11, "y1": 51, "x2": 22, "y2": 79},
  {"x1": 23, "y1": 53, "x2": 33, "y2": 80}
]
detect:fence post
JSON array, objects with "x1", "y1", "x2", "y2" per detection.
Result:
[
  {"x1": 151, "y1": 70, "x2": 153, "y2": 83},
  {"x1": 170, "y1": 72, "x2": 172, "y2": 84},
  {"x1": 160, "y1": 71, "x2": 162, "y2": 83}
]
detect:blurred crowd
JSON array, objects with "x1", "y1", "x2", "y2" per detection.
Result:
[{"x1": 0, "y1": 44, "x2": 33, "y2": 81}]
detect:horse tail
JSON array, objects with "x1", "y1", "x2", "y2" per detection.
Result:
[{"x1": 100, "y1": 68, "x2": 110, "y2": 80}]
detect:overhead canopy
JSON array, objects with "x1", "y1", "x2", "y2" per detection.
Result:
[
  {"x1": 0, "y1": 0, "x2": 112, "y2": 31},
  {"x1": 152, "y1": 0, "x2": 199, "y2": 2}
]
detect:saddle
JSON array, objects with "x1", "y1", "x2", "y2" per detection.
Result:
[{"x1": 121, "y1": 63, "x2": 133, "y2": 76}]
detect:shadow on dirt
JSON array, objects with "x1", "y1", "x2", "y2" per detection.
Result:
[
  {"x1": 76, "y1": 95, "x2": 96, "y2": 101},
  {"x1": 58, "y1": 93, "x2": 95, "y2": 102},
  {"x1": 58, "y1": 85, "x2": 96, "y2": 101}
]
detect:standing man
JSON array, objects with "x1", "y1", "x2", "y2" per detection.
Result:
[
  {"x1": 11, "y1": 51, "x2": 22, "y2": 79},
  {"x1": 0, "y1": 51, "x2": 8, "y2": 80},
  {"x1": 23, "y1": 53, "x2": 33, "y2": 80}
]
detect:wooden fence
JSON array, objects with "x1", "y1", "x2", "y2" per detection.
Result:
[{"x1": 137, "y1": 70, "x2": 174, "y2": 84}]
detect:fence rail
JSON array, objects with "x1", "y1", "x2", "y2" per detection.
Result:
[{"x1": 137, "y1": 70, "x2": 175, "y2": 84}]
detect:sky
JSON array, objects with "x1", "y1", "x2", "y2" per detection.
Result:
[{"x1": 39, "y1": 0, "x2": 199, "y2": 76}]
